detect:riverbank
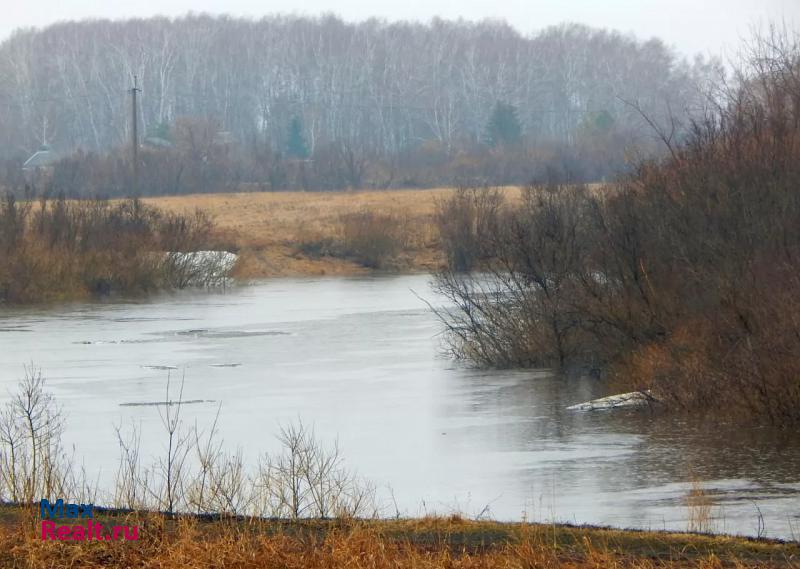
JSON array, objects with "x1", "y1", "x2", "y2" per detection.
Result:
[
  {"x1": 1, "y1": 506, "x2": 797, "y2": 568},
  {"x1": 0, "y1": 187, "x2": 513, "y2": 304},
  {"x1": 142, "y1": 187, "x2": 522, "y2": 278}
]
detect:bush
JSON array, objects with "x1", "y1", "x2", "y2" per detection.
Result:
[
  {"x1": 433, "y1": 184, "x2": 594, "y2": 367},
  {"x1": 338, "y1": 210, "x2": 405, "y2": 269},
  {"x1": 0, "y1": 194, "x2": 221, "y2": 303},
  {"x1": 435, "y1": 187, "x2": 504, "y2": 272}
]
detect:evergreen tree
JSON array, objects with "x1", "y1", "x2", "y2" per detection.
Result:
[
  {"x1": 579, "y1": 110, "x2": 615, "y2": 137},
  {"x1": 485, "y1": 102, "x2": 522, "y2": 147},
  {"x1": 286, "y1": 116, "x2": 309, "y2": 159}
]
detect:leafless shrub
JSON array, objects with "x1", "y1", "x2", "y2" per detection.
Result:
[
  {"x1": 435, "y1": 186, "x2": 504, "y2": 272},
  {"x1": 338, "y1": 210, "x2": 405, "y2": 269},
  {"x1": 162, "y1": 251, "x2": 237, "y2": 289},
  {"x1": 113, "y1": 381, "x2": 377, "y2": 519},
  {"x1": 433, "y1": 184, "x2": 595, "y2": 368},
  {"x1": 0, "y1": 368, "x2": 376, "y2": 519},
  {"x1": 255, "y1": 420, "x2": 376, "y2": 519},
  {"x1": 185, "y1": 407, "x2": 253, "y2": 517},
  {"x1": 114, "y1": 420, "x2": 147, "y2": 510},
  {"x1": 0, "y1": 366, "x2": 71, "y2": 503}
]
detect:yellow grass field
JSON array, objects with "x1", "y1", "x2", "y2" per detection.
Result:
[
  {"x1": 142, "y1": 184, "x2": 620, "y2": 279},
  {"x1": 144, "y1": 188, "x2": 450, "y2": 277},
  {"x1": 143, "y1": 187, "x2": 523, "y2": 278}
]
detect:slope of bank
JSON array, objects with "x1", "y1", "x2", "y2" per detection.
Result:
[{"x1": 1, "y1": 506, "x2": 797, "y2": 568}]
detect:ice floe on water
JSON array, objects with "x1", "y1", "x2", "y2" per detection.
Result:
[
  {"x1": 74, "y1": 328, "x2": 287, "y2": 345},
  {"x1": 120, "y1": 399, "x2": 216, "y2": 407},
  {"x1": 111, "y1": 316, "x2": 197, "y2": 323},
  {"x1": 171, "y1": 328, "x2": 289, "y2": 339},
  {"x1": 567, "y1": 391, "x2": 657, "y2": 411},
  {"x1": 140, "y1": 363, "x2": 243, "y2": 371}
]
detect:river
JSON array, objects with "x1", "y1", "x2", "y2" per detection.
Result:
[{"x1": 0, "y1": 274, "x2": 798, "y2": 538}]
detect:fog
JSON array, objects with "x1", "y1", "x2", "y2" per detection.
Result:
[{"x1": 5, "y1": 0, "x2": 798, "y2": 57}]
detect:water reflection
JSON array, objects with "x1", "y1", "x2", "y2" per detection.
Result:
[{"x1": 444, "y1": 368, "x2": 800, "y2": 535}]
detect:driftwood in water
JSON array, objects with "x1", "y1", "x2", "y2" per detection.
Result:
[{"x1": 567, "y1": 390, "x2": 658, "y2": 411}]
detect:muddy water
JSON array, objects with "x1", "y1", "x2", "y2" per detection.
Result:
[{"x1": 0, "y1": 275, "x2": 798, "y2": 538}]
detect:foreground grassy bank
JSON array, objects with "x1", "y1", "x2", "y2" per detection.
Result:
[
  {"x1": 1, "y1": 506, "x2": 797, "y2": 568},
  {"x1": 143, "y1": 187, "x2": 523, "y2": 278}
]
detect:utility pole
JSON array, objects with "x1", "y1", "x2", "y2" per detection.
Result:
[{"x1": 130, "y1": 75, "x2": 140, "y2": 195}]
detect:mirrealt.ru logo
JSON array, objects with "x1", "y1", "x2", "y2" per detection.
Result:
[{"x1": 40, "y1": 499, "x2": 139, "y2": 541}]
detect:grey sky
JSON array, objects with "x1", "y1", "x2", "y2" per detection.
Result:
[{"x1": 2, "y1": 0, "x2": 797, "y2": 57}]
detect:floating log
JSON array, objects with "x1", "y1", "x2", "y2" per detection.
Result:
[{"x1": 566, "y1": 390, "x2": 657, "y2": 411}]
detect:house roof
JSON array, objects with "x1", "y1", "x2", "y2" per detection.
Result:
[{"x1": 22, "y1": 145, "x2": 58, "y2": 170}]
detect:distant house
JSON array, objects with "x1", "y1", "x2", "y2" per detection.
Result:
[
  {"x1": 22, "y1": 144, "x2": 60, "y2": 184},
  {"x1": 22, "y1": 144, "x2": 59, "y2": 173}
]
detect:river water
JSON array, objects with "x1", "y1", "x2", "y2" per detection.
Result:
[{"x1": 0, "y1": 275, "x2": 798, "y2": 538}]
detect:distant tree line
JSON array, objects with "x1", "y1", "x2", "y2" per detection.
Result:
[{"x1": 0, "y1": 15, "x2": 719, "y2": 195}]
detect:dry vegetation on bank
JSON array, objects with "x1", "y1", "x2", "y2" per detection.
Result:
[
  {"x1": 1, "y1": 510, "x2": 798, "y2": 569},
  {"x1": 431, "y1": 31, "x2": 800, "y2": 425},
  {"x1": 0, "y1": 195, "x2": 223, "y2": 303}
]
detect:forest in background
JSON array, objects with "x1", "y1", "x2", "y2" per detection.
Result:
[{"x1": 0, "y1": 15, "x2": 720, "y2": 194}]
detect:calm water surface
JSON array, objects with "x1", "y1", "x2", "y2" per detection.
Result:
[{"x1": 0, "y1": 275, "x2": 798, "y2": 538}]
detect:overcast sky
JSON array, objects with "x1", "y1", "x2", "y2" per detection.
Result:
[{"x1": 2, "y1": 0, "x2": 798, "y2": 58}]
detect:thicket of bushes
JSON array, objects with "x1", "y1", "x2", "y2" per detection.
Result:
[
  {"x1": 433, "y1": 32, "x2": 800, "y2": 424},
  {"x1": 296, "y1": 210, "x2": 412, "y2": 270},
  {"x1": 12, "y1": 133, "x2": 625, "y2": 198},
  {"x1": 0, "y1": 368, "x2": 375, "y2": 519},
  {"x1": 0, "y1": 194, "x2": 222, "y2": 303}
]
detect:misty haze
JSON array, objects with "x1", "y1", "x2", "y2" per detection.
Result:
[{"x1": 0, "y1": 2, "x2": 798, "y2": 568}]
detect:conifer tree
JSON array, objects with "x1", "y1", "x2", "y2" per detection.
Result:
[
  {"x1": 287, "y1": 116, "x2": 309, "y2": 158},
  {"x1": 485, "y1": 102, "x2": 522, "y2": 147}
]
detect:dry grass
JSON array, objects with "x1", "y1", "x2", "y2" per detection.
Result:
[
  {"x1": 1, "y1": 508, "x2": 797, "y2": 568},
  {"x1": 687, "y1": 481, "x2": 715, "y2": 534},
  {"x1": 142, "y1": 187, "x2": 523, "y2": 277},
  {"x1": 0, "y1": 196, "x2": 216, "y2": 303}
]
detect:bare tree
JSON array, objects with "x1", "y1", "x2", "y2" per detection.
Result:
[{"x1": 0, "y1": 366, "x2": 69, "y2": 503}]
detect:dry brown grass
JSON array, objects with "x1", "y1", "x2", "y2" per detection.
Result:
[
  {"x1": 687, "y1": 481, "x2": 715, "y2": 534},
  {"x1": 1, "y1": 509, "x2": 797, "y2": 569},
  {"x1": 0, "y1": 196, "x2": 216, "y2": 303},
  {"x1": 142, "y1": 188, "x2": 524, "y2": 278}
]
